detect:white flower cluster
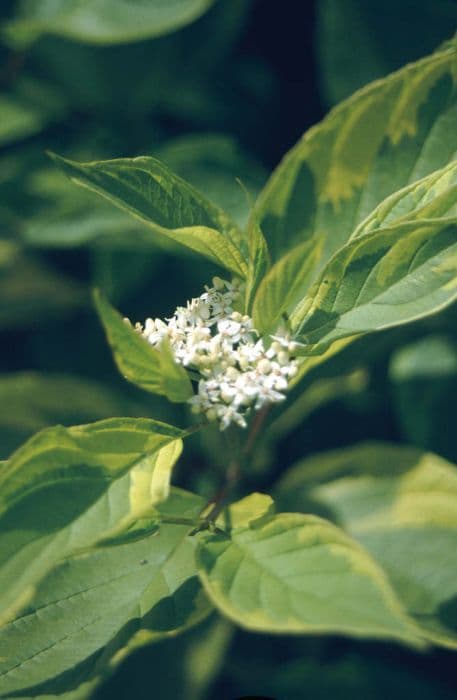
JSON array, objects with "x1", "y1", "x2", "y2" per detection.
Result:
[{"x1": 130, "y1": 277, "x2": 298, "y2": 430}]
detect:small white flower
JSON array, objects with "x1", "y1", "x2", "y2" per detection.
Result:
[
  {"x1": 126, "y1": 276, "x2": 297, "y2": 430},
  {"x1": 257, "y1": 358, "x2": 272, "y2": 375}
]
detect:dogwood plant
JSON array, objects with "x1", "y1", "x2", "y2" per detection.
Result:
[{"x1": 1, "y1": 40, "x2": 457, "y2": 700}]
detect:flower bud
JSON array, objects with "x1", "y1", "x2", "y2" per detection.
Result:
[{"x1": 258, "y1": 358, "x2": 272, "y2": 374}]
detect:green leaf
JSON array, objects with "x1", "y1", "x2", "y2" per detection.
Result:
[
  {"x1": 352, "y1": 160, "x2": 457, "y2": 237},
  {"x1": 92, "y1": 614, "x2": 232, "y2": 700},
  {"x1": 255, "y1": 40, "x2": 457, "y2": 270},
  {"x1": 244, "y1": 218, "x2": 271, "y2": 314},
  {"x1": 24, "y1": 202, "x2": 164, "y2": 252},
  {"x1": 390, "y1": 336, "x2": 457, "y2": 460},
  {"x1": 288, "y1": 162, "x2": 457, "y2": 373},
  {"x1": 5, "y1": 0, "x2": 216, "y2": 46},
  {"x1": 26, "y1": 134, "x2": 266, "y2": 250},
  {"x1": 0, "y1": 94, "x2": 47, "y2": 147},
  {"x1": 291, "y1": 218, "x2": 457, "y2": 352},
  {"x1": 7, "y1": 680, "x2": 98, "y2": 700},
  {"x1": 181, "y1": 617, "x2": 233, "y2": 700},
  {"x1": 0, "y1": 417, "x2": 186, "y2": 626},
  {"x1": 23, "y1": 165, "x2": 162, "y2": 251},
  {"x1": 94, "y1": 290, "x2": 193, "y2": 403},
  {"x1": 276, "y1": 442, "x2": 457, "y2": 648},
  {"x1": 0, "y1": 372, "x2": 150, "y2": 459},
  {"x1": 0, "y1": 489, "x2": 211, "y2": 697},
  {"x1": 252, "y1": 238, "x2": 319, "y2": 335},
  {"x1": 288, "y1": 165, "x2": 457, "y2": 370},
  {"x1": 49, "y1": 153, "x2": 248, "y2": 277},
  {"x1": 217, "y1": 492, "x2": 275, "y2": 530},
  {"x1": 0, "y1": 417, "x2": 184, "y2": 516},
  {"x1": 156, "y1": 134, "x2": 267, "y2": 229},
  {"x1": 0, "y1": 254, "x2": 85, "y2": 329},
  {"x1": 196, "y1": 510, "x2": 420, "y2": 644},
  {"x1": 0, "y1": 78, "x2": 66, "y2": 147}
]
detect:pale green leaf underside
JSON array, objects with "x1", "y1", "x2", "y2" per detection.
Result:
[
  {"x1": 50, "y1": 153, "x2": 248, "y2": 277},
  {"x1": 256, "y1": 40, "x2": 457, "y2": 278},
  {"x1": 0, "y1": 489, "x2": 211, "y2": 697},
  {"x1": 276, "y1": 442, "x2": 457, "y2": 648},
  {"x1": 5, "y1": 0, "x2": 215, "y2": 46},
  {"x1": 0, "y1": 418, "x2": 185, "y2": 626},
  {"x1": 291, "y1": 218, "x2": 457, "y2": 352},
  {"x1": 94, "y1": 290, "x2": 193, "y2": 402},
  {"x1": 196, "y1": 512, "x2": 420, "y2": 644}
]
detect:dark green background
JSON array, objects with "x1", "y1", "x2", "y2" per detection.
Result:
[{"x1": 1, "y1": 1, "x2": 456, "y2": 698}]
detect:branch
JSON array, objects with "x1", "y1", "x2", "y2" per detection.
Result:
[{"x1": 191, "y1": 405, "x2": 271, "y2": 534}]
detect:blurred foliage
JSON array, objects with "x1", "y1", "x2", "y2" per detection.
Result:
[
  {"x1": 390, "y1": 334, "x2": 457, "y2": 462},
  {"x1": 316, "y1": 0, "x2": 457, "y2": 105},
  {"x1": 0, "y1": 1, "x2": 456, "y2": 698},
  {"x1": 4, "y1": 0, "x2": 217, "y2": 46}
]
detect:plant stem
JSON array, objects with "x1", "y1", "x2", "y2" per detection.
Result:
[
  {"x1": 192, "y1": 405, "x2": 271, "y2": 534},
  {"x1": 243, "y1": 404, "x2": 271, "y2": 457},
  {"x1": 201, "y1": 457, "x2": 241, "y2": 523}
]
